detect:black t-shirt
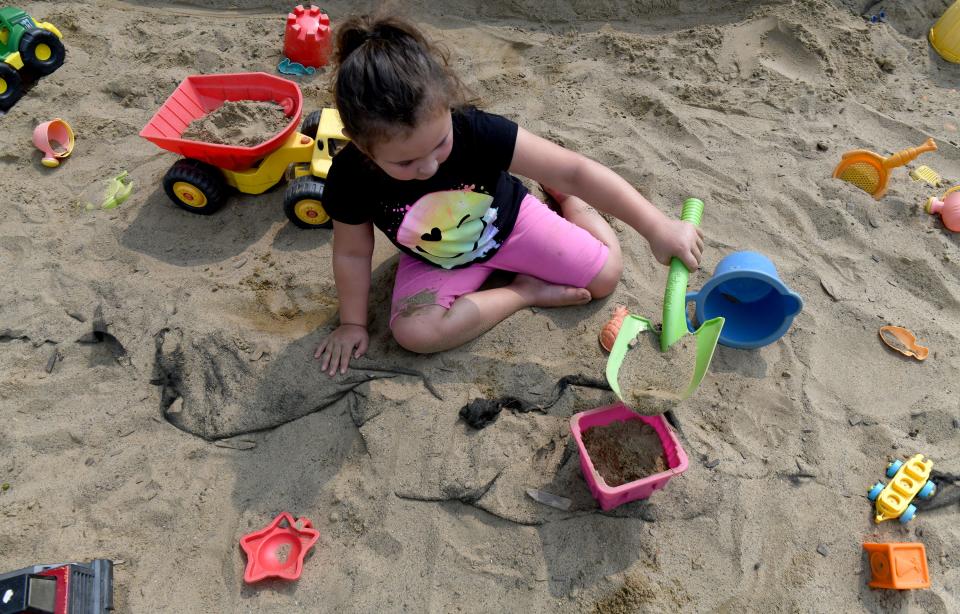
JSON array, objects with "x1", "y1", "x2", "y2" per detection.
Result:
[{"x1": 322, "y1": 107, "x2": 528, "y2": 269}]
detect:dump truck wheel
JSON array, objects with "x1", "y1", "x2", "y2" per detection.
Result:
[
  {"x1": 284, "y1": 177, "x2": 332, "y2": 229},
  {"x1": 300, "y1": 111, "x2": 321, "y2": 140},
  {"x1": 162, "y1": 159, "x2": 228, "y2": 215},
  {"x1": 0, "y1": 64, "x2": 24, "y2": 112},
  {"x1": 19, "y1": 29, "x2": 66, "y2": 79}
]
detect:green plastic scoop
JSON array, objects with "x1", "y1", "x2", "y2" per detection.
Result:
[{"x1": 606, "y1": 198, "x2": 725, "y2": 411}]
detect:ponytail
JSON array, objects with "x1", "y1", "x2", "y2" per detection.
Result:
[
  {"x1": 335, "y1": 16, "x2": 428, "y2": 64},
  {"x1": 331, "y1": 14, "x2": 473, "y2": 149}
]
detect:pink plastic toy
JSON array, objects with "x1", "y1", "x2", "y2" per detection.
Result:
[
  {"x1": 283, "y1": 5, "x2": 332, "y2": 68},
  {"x1": 239, "y1": 511, "x2": 320, "y2": 583},
  {"x1": 926, "y1": 186, "x2": 960, "y2": 232},
  {"x1": 33, "y1": 118, "x2": 75, "y2": 168},
  {"x1": 570, "y1": 403, "x2": 689, "y2": 511}
]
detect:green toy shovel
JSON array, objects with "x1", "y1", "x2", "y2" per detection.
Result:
[{"x1": 606, "y1": 198, "x2": 725, "y2": 413}]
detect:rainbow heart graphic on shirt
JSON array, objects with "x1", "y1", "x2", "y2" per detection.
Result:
[{"x1": 395, "y1": 189, "x2": 500, "y2": 269}]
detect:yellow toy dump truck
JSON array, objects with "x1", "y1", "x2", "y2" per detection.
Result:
[{"x1": 140, "y1": 72, "x2": 349, "y2": 228}]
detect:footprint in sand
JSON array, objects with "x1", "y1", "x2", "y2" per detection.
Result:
[{"x1": 719, "y1": 16, "x2": 828, "y2": 85}]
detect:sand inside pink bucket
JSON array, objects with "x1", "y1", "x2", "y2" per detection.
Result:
[{"x1": 581, "y1": 419, "x2": 668, "y2": 487}]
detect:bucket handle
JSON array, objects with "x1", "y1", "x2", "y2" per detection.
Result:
[{"x1": 684, "y1": 291, "x2": 699, "y2": 333}]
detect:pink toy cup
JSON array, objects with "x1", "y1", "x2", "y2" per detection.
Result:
[
  {"x1": 926, "y1": 187, "x2": 960, "y2": 232},
  {"x1": 570, "y1": 403, "x2": 689, "y2": 511},
  {"x1": 33, "y1": 118, "x2": 75, "y2": 168}
]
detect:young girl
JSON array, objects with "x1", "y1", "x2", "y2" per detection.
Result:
[{"x1": 315, "y1": 14, "x2": 704, "y2": 376}]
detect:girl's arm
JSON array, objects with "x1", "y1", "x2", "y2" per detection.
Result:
[
  {"x1": 333, "y1": 220, "x2": 374, "y2": 326},
  {"x1": 509, "y1": 127, "x2": 703, "y2": 270},
  {"x1": 315, "y1": 220, "x2": 375, "y2": 375}
]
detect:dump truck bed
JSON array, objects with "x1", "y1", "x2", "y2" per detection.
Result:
[{"x1": 139, "y1": 72, "x2": 302, "y2": 171}]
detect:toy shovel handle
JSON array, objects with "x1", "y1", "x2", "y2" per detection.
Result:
[
  {"x1": 661, "y1": 198, "x2": 703, "y2": 351},
  {"x1": 883, "y1": 138, "x2": 936, "y2": 170}
]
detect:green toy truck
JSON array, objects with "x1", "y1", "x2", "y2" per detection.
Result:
[{"x1": 0, "y1": 6, "x2": 65, "y2": 112}]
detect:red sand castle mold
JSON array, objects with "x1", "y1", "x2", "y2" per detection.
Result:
[
  {"x1": 284, "y1": 5, "x2": 332, "y2": 68},
  {"x1": 570, "y1": 403, "x2": 689, "y2": 511},
  {"x1": 240, "y1": 511, "x2": 320, "y2": 583}
]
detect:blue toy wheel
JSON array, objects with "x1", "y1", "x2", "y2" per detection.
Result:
[
  {"x1": 867, "y1": 482, "x2": 884, "y2": 501},
  {"x1": 918, "y1": 481, "x2": 936, "y2": 500},
  {"x1": 899, "y1": 504, "x2": 917, "y2": 524},
  {"x1": 886, "y1": 459, "x2": 903, "y2": 478}
]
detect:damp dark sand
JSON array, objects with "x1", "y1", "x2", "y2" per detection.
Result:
[
  {"x1": 582, "y1": 419, "x2": 668, "y2": 487},
  {"x1": 182, "y1": 100, "x2": 290, "y2": 147}
]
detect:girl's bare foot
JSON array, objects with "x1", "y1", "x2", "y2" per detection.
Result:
[{"x1": 510, "y1": 274, "x2": 591, "y2": 307}]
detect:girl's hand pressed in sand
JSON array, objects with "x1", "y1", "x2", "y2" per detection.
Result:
[
  {"x1": 647, "y1": 218, "x2": 705, "y2": 271},
  {"x1": 315, "y1": 324, "x2": 369, "y2": 376}
]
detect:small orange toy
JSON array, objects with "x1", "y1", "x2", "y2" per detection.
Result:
[
  {"x1": 599, "y1": 305, "x2": 629, "y2": 352},
  {"x1": 833, "y1": 138, "x2": 937, "y2": 199},
  {"x1": 879, "y1": 326, "x2": 929, "y2": 361},
  {"x1": 863, "y1": 543, "x2": 930, "y2": 590}
]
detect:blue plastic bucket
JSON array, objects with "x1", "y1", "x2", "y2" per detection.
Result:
[{"x1": 686, "y1": 251, "x2": 802, "y2": 349}]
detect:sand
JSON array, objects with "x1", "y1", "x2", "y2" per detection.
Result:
[
  {"x1": 617, "y1": 330, "x2": 697, "y2": 414},
  {"x1": 2, "y1": 0, "x2": 959, "y2": 612},
  {"x1": 582, "y1": 419, "x2": 668, "y2": 487},
  {"x1": 182, "y1": 100, "x2": 291, "y2": 147}
]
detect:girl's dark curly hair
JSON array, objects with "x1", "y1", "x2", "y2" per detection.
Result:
[{"x1": 332, "y1": 13, "x2": 474, "y2": 151}]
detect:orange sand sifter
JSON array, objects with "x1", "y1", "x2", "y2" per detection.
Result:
[
  {"x1": 833, "y1": 138, "x2": 937, "y2": 199},
  {"x1": 878, "y1": 325, "x2": 928, "y2": 361}
]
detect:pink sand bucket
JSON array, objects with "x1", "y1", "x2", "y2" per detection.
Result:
[
  {"x1": 33, "y1": 118, "x2": 75, "y2": 168},
  {"x1": 570, "y1": 403, "x2": 689, "y2": 511}
]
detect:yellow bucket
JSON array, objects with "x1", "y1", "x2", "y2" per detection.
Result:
[{"x1": 931, "y1": 0, "x2": 960, "y2": 63}]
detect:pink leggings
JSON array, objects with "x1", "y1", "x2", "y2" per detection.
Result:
[{"x1": 390, "y1": 193, "x2": 609, "y2": 326}]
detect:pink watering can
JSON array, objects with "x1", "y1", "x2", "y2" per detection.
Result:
[
  {"x1": 926, "y1": 186, "x2": 960, "y2": 232},
  {"x1": 33, "y1": 118, "x2": 75, "y2": 168}
]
